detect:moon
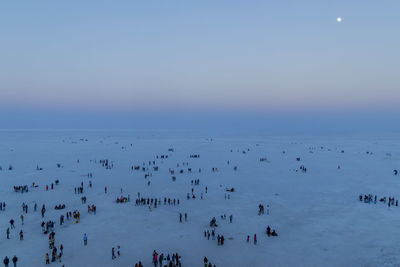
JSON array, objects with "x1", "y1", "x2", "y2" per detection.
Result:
[{"x1": 337, "y1": 17, "x2": 342, "y2": 23}]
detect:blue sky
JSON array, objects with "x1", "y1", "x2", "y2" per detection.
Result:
[{"x1": 0, "y1": 0, "x2": 399, "y2": 132}]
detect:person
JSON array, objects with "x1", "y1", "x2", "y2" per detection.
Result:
[
  {"x1": 6, "y1": 227, "x2": 10, "y2": 239},
  {"x1": 3, "y1": 256, "x2": 9, "y2": 267},
  {"x1": 83, "y1": 233, "x2": 87, "y2": 246},
  {"x1": 254, "y1": 234, "x2": 257, "y2": 244},
  {"x1": 271, "y1": 230, "x2": 278, "y2": 236},
  {"x1": 11, "y1": 256, "x2": 17, "y2": 267},
  {"x1": 45, "y1": 253, "x2": 49, "y2": 264},
  {"x1": 152, "y1": 250, "x2": 158, "y2": 266},
  {"x1": 112, "y1": 247, "x2": 116, "y2": 259},
  {"x1": 204, "y1": 256, "x2": 208, "y2": 267}
]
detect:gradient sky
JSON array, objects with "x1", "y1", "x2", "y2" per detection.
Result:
[{"x1": 0, "y1": 1, "x2": 399, "y2": 132}]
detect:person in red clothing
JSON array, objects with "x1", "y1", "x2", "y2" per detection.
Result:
[{"x1": 152, "y1": 250, "x2": 158, "y2": 266}]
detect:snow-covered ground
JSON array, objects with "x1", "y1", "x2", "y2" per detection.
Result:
[{"x1": 1, "y1": 130, "x2": 400, "y2": 267}]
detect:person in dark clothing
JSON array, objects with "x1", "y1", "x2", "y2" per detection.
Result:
[
  {"x1": 12, "y1": 256, "x2": 17, "y2": 267},
  {"x1": 112, "y1": 248, "x2": 116, "y2": 259},
  {"x1": 204, "y1": 256, "x2": 208, "y2": 267},
  {"x1": 3, "y1": 256, "x2": 9, "y2": 267},
  {"x1": 266, "y1": 225, "x2": 271, "y2": 236}
]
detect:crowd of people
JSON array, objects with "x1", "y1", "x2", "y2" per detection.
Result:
[{"x1": 2, "y1": 140, "x2": 287, "y2": 266}]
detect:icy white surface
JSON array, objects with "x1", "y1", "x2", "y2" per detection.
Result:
[{"x1": 1, "y1": 131, "x2": 400, "y2": 267}]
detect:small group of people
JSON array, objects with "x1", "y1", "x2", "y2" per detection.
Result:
[
  {"x1": 135, "y1": 197, "x2": 180, "y2": 207},
  {"x1": 41, "y1": 220, "x2": 55, "y2": 234},
  {"x1": 359, "y1": 194, "x2": 399, "y2": 207},
  {"x1": 74, "y1": 186, "x2": 84, "y2": 194},
  {"x1": 45, "y1": 182, "x2": 57, "y2": 191},
  {"x1": 258, "y1": 204, "x2": 269, "y2": 215},
  {"x1": 203, "y1": 256, "x2": 216, "y2": 267},
  {"x1": 191, "y1": 179, "x2": 200, "y2": 185},
  {"x1": 72, "y1": 210, "x2": 81, "y2": 222},
  {"x1": 247, "y1": 234, "x2": 258, "y2": 244},
  {"x1": 152, "y1": 250, "x2": 182, "y2": 267},
  {"x1": 204, "y1": 227, "x2": 226, "y2": 246},
  {"x1": 21, "y1": 203, "x2": 29, "y2": 213},
  {"x1": 13, "y1": 185, "x2": 28, "y2": 193},
  {"x1": 54, "y1": 204, "x2": 66, "y2": 210},
  {"x1": 299, "y1": 165, "x2": 307, "y2": 173},
  {"x1": 116, "y1": 196, "x2": 130, "y2": 203},
  {"x1": 266, "y1": 226, "x2": 278, "y2": 237},
  {"x1": 3, "y1": 256, "x2": 18, "y2": 267},
  {"x1": 217, "y1": 234, "x2": 225, "y2": 246},
  {"x1": 87, "y1": 204, "x2": 97, "y2": 214},
  {"x1": 209, "y1": 217, "x2": 218, "y2": 227},
  {"x1": 219, "y1": 214, "x2": 233, "y2": 223},
  {"x1": 45, "y1": 244, "x2": 63, "y2": 264},
  {"x1": 111, "y1": 246, "x2": 120, "y2": 259},
  {"x1": 204, "y1": 229, "x2": 216, "y2": 240},
  {"x1": 179, "y1": 213, "x2": 188, "y2": 222},
  {"x1": 0, "y1": 165, "x2": 13, "y2": 171},
  {"x1": 99, "y1": 159, "x2": 113, "y2": 168}
]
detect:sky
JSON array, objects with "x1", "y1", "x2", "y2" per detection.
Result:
[{"x1": 0, "y1": 0, "x2": 399, "y2": 133}]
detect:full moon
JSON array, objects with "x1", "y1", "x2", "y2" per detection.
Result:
[{"x1": 337, "y1": 17, "x2": 342, "y2": 22}]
